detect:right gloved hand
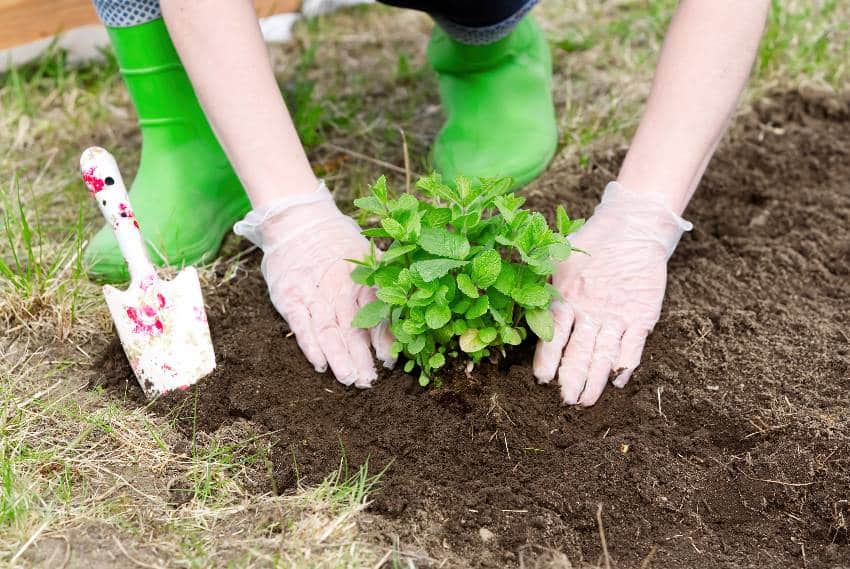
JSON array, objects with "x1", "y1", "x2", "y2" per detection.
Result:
[
  {"x1": 233, "y1": 182, "x2": 394, "y2": 387},
  {"x1": 533, "y1": 181, "x2": 692, "y2": 406}
]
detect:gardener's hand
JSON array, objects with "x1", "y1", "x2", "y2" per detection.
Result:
[
  {"x1": 533, "y1": 182, "x2": 692, "y2": 406},
  {"x1": 234, "y1": 183, "x2": 394, "y2": 387}
]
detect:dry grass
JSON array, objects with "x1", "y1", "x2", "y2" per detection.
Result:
[{"x1": 0, "y1": 1, "x2": 847, "y2": 567}]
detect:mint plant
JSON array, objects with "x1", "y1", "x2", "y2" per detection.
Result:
[{"x1": 350, "y1": 174, "x2": 584, "y2": 386}]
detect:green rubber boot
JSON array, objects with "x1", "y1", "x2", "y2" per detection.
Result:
[
  {"x1": 84, "y1": 19, "x2": 250, "y2": 282},
  {"x1": 427, "y1": 16, "x2": 557, "y2": 190}
]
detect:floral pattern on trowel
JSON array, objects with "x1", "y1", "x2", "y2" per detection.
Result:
[{"x1": 80, "y1": 147, "x2": 216, "y2": 398}]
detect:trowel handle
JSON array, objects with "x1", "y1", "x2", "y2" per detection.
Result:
[{"x1": 80, "y1": 147, "x2": 156, "y2": 285}]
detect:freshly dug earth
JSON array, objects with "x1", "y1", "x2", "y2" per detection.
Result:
[{"x1": 95, "y1": 91, "x2": 850, "y2": 568}]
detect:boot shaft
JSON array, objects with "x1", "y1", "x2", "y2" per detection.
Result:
[
  {"x1": 427, "y1": 16, "x2": 546, "y2": 75},
  {"x1": 107, "y1": 20, "x2": 212, "y2": 137}
]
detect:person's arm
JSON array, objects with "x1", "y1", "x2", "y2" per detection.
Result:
[
  {"x1": 617, "y1": 0, "x2": 770, "y2": 215},
  {"x1": 160, "y1": 0, "x2": 317, "y2": 206},
  {"x1": 533, "y1": 0, "x2": 769, "y2": 406},
  {"x1": 160, "y1": 0, "x2": 394, "y2": 386}
]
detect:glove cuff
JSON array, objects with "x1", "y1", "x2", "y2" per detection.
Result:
[
  {"x1": 599, "y1": 181, "x2": 693, "y2": 260},
  {"x1": 233, "y1": 181, "x2": 334, "y2": 249}
]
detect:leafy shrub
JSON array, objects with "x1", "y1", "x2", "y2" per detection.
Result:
[{"x1": 350, "y1": 174, "x2": 583, "y2": 386}]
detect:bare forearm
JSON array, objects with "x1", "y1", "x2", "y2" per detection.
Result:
[
  {"x1": 160, "y1": 0, "x2": 318, "y2": 207},
  {"x1": 617, "y1": 0, "x2": 769, "y2": 214}
]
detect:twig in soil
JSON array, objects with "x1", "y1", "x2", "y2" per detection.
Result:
[
  {"x1": 688, "y1": 537, "x2": 703, "y2": 554},
  {"x1": 596, "y1": 503, "x2": 612, "y2": 569},
  {"x1": 371, "y1": 549, "x2": 393, "y2": 569},
  {"x1": 321, "y1": 143, "x2": 420, "y2": 176},
  {"x1": 750, "y1": 477, "x2": 815, "y2": 487},
  {"x1": 41, "y1": 534, "x2": 71, "y2": 569},
  {"x1": 112, "y1": 535, "x2": 162, "y2": 569},
  {"x1": 656, "y1": 387, "x2": 667, "y2": 422},
  {"x1": 398, "y1": 127, "x2": 411, "y2": 194},
  {"x1": 639, "y1": 545, "x2": 658, "y2": 569},
  {"x1": 11, "y1": 520, "x2": 49, "y2": 564},
  {"x1": 504, "y1": 432, "x2": 511, "y2": 460}
]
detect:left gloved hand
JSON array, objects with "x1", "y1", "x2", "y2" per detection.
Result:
[
  {"x1": 233, "y1": 182, "x2": 394, "y2": 388},
  {"x1": 533, "y1": 182, "x2": 692, "y2": 406}
]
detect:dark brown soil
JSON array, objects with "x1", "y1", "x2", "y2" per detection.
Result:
[{"x1": 95, "y1": 91, "x2": 850, "y2": 569}]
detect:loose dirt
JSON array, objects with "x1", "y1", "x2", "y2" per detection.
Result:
[{"x1": 95, "y1": 91, "x2": 850, "y2": 568}]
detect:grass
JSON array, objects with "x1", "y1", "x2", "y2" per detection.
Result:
[{"x1": 0, "y1": 0, "x2": 847, "y2": 566}]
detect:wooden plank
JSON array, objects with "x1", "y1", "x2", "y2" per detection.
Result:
[{"x1": 0, "y1": 0, "x2": 301, "y2": 50}]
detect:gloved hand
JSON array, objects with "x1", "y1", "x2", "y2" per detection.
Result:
[
  {"x1": 234, "y1": 182, "x2": 394, "y2": 387},
  {"x1": 533, "y1": 181, "x2": 692, "y2": 406}
]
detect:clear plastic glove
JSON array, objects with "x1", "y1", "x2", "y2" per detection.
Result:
[
  {"x1": 234, "y1": 182, "x2": 394, "y2": 387},
  {"x1": 533, "y1": 182, "x2": 692, "y2": 406}
]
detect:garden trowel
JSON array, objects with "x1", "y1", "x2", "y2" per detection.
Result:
[{"x1": 80, "y1": 147, "x2": 216, "y2": 398}]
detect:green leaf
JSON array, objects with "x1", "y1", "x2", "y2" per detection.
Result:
[
  {"x1": 372, "y1": 265, "x2": 402, "y2": 288},
  {"x1": 493, "y1": 194, "x2": 525, "y2": 223},
  {"x1": 471, "y1": 249, "x2": 502, "y2": 288},
  {"x1": 402, "y1": 318, "x2": 426, "y2": 337},
  {"x1": 397, "y1": 268, "x2": 413, "y2": 289},
  {"x1": 512, "y1": 283, "x2": 550, "y2": 307},
  {"x1": 456, "y1": 175, "x2": 473, "y2": 205},
  {"x1": 403, "y1": 360, "x2": 415, "y2": 373},
  {"x1": 500, "y1": 327, "x2": 522, "y2": 345},
  {"x1": 548, "y1": 242, "x2": 572, "y2": 262},
  {"x1": 390, "y1": 341, "x2": 403, "y2": 357},
  {"x1": 556, "y1": 205, "x2": 585, "y2": 235},
  {"x1": 555, "y1": 205, "x2": 571, "y2": 235},
  {"x1": 454, "y1": 211, "x2": 481, "y2": 233},
  {"x1": 353, "y1": 195, "x2": 386, "y2": 215},
  {"x1": 428, "y1": 352, "x2": 446, "y2": 369},
  {"x1": 381, "y1": 244, "x2": 417, "y2": 263},
  {"x1": 416, "y1": 173, "x2": 456, "y2": 203},
  {"x1": 408, "y1": 334, "x2": 427, "y2": 355},
  {"x1": 362, "y1": 227, "x2": 390, "y2": 238},
  {"x1": 478, "y1": 327, "x2": 498, "y2": 344},
  {"x1": 508, "y1": 210, "x2": 530, "y2": 232},
  {"x1": 410, "y1": 259, "x2": 468, "y2": 282},
  {"x1": 567, "y1": 218, "x2": 585, "y2": 233},
  {"x1": 425, "y1": 304, "x2": 452, "y2": 329},
  {"x1": 391, "y1": 321, "x2": 412, "y2": 343},
  {"x1": 459, "y1": 329, "x2": 487, "y2": 353},
  {"x1": 371, "y1": 175, "x2": 389, "y2": 202},
  {"x1": 381, "y1": 218, "x2": 405, "y2": 240},
  {"x1": 465, "y1": 295, "x2": 489, "y2": 319},
  {"x1": 350, "y1": 264, "x2": 373, "y2": 285},
  {"x1": 352, "y1": 300, "x2": 389, "y2": 328},
  {"x1": 526, "y1": 308, "x2": 555, "y2": 342},
  {"x1": 394, "y1": 193, "x2": 420, "y2": 212},
  {"x1": 516, "y1": 212, "x2": 551, "y2": 253},
  {"x1": 376, "y1": 286, "x2": 407, "y2": 306},
  {"x1": 419, "y1": 373, "x2": 430, "y2": 387},
  {"x1": 452, "y1": 319, "x2": 468, "y2": 335},
  {"x1": 492, "y1": 262, "x2": 516, "y2": 295},
  {"x1": 456, "y1": 273, "x2": 479, "y2": 298},
  {"x1": 418, "y1": 227, "x2": 470, "y2": 260},
  {"x1": 452, "y1": 297, "x2": 472, "y2": 314},
  {"x1": 423, "y1": 206, "x2": 452, "y2": 227},
  {"x1": 438, "y1": 274, "x2": 457, "y2": 303},
  {"x1": 407, "y1": 287, "x2": 435, "y2": 307}
]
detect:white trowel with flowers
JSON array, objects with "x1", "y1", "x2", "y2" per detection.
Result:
[{"x1": 80, "y1": 147, "x2": 216, "y2": 398}]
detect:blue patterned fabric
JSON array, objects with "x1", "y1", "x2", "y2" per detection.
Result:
[
  {"x1": 431, "y1": 0, "x2": 538, "y2": 45},
  {"x1": 91, "y1": 0, "x2": 537, "y2": 44},
  {"x1": 92, "y1": 0, "x2": 162, "y2": 27}
]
